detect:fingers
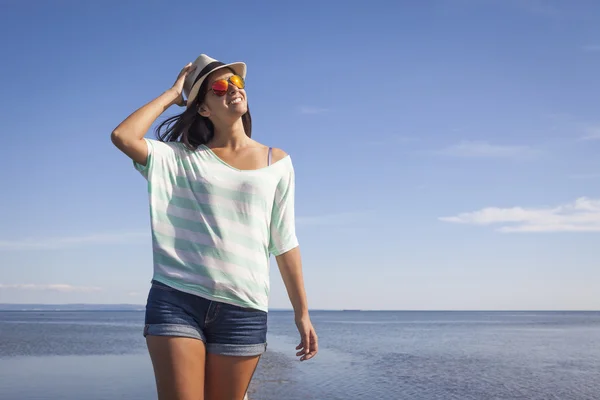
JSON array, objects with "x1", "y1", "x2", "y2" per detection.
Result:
[
  {"x1": 295, "y1": 337, "x2": 306, "y2": 357},
  {"x1": 296, "y1": 331, "x2": 318, "y2": 361},
  {"x1": 171, "y1": 63, "x2": 196, "y2": 103},
  {"x1": 294, "y1": 320, "x2": 318, "y2": 361},
  {"x1": 183, "y1": 63, "x2": 196, "y2": 73},
  {"x1": 300, "y1": 334, "x2": 310, "y2": 361},
  {"x1": 305, "y1": 331, "x2": 318, "y2": 360},
  {"x1": 177, "y1": 63, "x2": 196, "y2": 81},
  {"x1": 296, "y1": 337, "x2": 308, "y2": 357}
]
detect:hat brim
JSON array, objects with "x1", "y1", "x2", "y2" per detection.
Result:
[{"x1": 186, "y1": 62, "x2": 246, "y2": 108}]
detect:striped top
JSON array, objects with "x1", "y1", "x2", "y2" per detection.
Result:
[{"x1": 133, "y1": 138, "x2": 299, "y2": 312}]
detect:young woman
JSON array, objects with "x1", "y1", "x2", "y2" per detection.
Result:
[{"x1": 111, "y1": 54, "x2": 318, "y2": 399}]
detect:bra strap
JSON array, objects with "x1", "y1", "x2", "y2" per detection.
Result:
[{"x1": 268, "y1": 147, "x2": 273, "y2": 166}]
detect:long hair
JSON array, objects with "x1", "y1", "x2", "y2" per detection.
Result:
[{"x1": 155, "y1": 71, "x2": 252, "y2": 149}]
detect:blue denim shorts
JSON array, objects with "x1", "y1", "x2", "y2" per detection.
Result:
[{"x1": 143, "y1": 279, "x2": 267, "y2": 357}]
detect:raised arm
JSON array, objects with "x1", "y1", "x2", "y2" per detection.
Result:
[{"x1": 110, "y1": 63, "x2": 195, "y2": 165}]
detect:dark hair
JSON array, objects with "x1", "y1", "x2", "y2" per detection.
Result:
[{"x1": 155, "y1": 70, "x2": 252, "y2": 149}]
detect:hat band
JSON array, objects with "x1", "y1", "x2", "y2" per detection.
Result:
[{"x1": 193, "y1": 61, "x2": 226, "y2": 87}]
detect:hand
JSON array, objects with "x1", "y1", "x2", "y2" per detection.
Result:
[
  {"x1": 170, "y1": 62, "x2": 196, "y2": 107},
  {"x1": 295, "y1": 315, "x2": 318, "y2": 361}
]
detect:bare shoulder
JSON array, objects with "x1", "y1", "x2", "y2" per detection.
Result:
[
  {"x1": 270, "y1": 147, "x2": 289, "y2": 163},
  {"x1": 249, "y1": 139, "x2": 289, "y2": 164}
]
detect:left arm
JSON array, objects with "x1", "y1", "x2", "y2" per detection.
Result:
[
  {"x1": 276, "y1": 247, "x2": 318, "y2": 361},
  {"x1": 269, "y1": 148, "x2": 318, "y2": 361}
]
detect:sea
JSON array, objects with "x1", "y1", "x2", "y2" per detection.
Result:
[{"x1": 1, "y1": 308, "x2": 599, "y2": 399}]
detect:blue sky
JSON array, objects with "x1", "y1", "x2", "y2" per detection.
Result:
[{"x1": 1, "y1": 0, "x2": 599, "y2": 310}]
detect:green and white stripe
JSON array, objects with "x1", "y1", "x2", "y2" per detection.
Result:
[{"x1": 134, "y1": 138, "x2": 298, "y2": 312}]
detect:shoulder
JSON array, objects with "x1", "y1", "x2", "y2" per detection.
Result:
[
  {"x1": 250, "y1": 139, "x2": 291, "y2": 165},
  {"x1": 269, "y1": 147, "x2": 289, "y2": 164}
]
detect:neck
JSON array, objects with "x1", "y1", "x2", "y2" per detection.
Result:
[{"x1": 210, "y1": 118, "x2": 248, "y2": 149}]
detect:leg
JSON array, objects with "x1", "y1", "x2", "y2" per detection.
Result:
[
  {"x1": 146, "y1": 336, "x2": 207, "y2": 400},
  {"x1": 204, "y1": 353, "x2": 261, "y2": 400}
]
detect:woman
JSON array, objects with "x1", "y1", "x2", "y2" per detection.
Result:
[{"x1": 111, "y1": 54, "x2": 318, "y2": 400}]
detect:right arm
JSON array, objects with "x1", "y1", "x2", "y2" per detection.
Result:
[{"x1": 110, "y1": 62, "x2": 195, "y2": 165}]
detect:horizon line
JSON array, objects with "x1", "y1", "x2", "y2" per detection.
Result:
[{"x1": 0, "y1": 304, "x2": 598, "y2": 312}]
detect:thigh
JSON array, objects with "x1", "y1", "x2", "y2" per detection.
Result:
[
  {"x1": 144, "y1": 280, "x2": 208, "y2": 341},
  {"x1": 202, "y1": 301, "x2": 267, "y2": 399},
  {"x1": 146, "y1": 336, "x2": 207, "y2": 400},
  {"x1": 204, "y1": 353, "x2": 261, "y2": 400},
  {"x1": 204, "y1": 301, "x2": 268, "y2": 357}
]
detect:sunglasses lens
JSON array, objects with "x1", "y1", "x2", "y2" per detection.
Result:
[
  {"x1": 212, "y1": 80, "x2": 228, "y2": 96},
  {"x1": 230, "y1": 75, "x2": 245, "y2": 89}
]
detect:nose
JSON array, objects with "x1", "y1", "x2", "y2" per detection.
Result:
[{"x1": 228, "y1": 82, "x2": 240, "y2": 95}]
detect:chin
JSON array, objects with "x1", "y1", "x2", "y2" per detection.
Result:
[
  {"x1": 221, "y1": 108, "x2": 247, "y2": 122},
  {"x1": 230, "y1": 104, "x2": 248, "y2": 115}
]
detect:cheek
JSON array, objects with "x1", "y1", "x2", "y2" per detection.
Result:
[{"x1": 205, "y1": 95, "x2": 227, "y2": 110}]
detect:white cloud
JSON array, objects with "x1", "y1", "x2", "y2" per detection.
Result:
[
  {"x1": 440, "y1": 197, "x2": 600, "y2": 233},
  {"x1": 0, "y1": 284, "x2": 102, "y2": 292},
  {"x1": 579, "y1": 126, "x2": 600, "y2": 141},
  {"x1": 0, "y1": 231, "x2": 148, "y2": 251},
  {"x1": 436, "y1": 141, "x2": 540, "y2": 159},
  {"x1": 298, "y1": 106, "x2": 329, "y2": 115}
]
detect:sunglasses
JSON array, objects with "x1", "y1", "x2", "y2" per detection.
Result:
[{"x1": 209, "y1": 75, "x2": 245, "y2": 96}]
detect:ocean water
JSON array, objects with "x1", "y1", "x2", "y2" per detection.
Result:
[{"x1": 1, "y1": 310, "x2": 599, "y2": 399}]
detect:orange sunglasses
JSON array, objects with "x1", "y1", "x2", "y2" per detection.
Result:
[{"x1": 209, "y1": 75, "x2": 245, "y2": 96}]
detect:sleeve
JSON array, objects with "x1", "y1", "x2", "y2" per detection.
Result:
[
  {"x1": 268, "y1": 159, "x2": 300, "y2": 256},
  {"x1": 132, "y1": 138, "x2": 178, "y2": 180}
]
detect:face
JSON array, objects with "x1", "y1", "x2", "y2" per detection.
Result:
[{"x1": 198, "y1": 68, "x2": 248, "y2": 122}]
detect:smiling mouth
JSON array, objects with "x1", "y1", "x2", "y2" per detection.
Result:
[{"x1": 228, "y1": 98, "x2": 243, "y2": 105}]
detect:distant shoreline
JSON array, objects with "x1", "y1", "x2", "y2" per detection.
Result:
[{"x1": 0, "y1": 304, "x2": 598, "y2": 312}]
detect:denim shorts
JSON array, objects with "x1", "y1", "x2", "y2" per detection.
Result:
[{"x1": 143, "y1": 279, "x2": 268, "y2": 357}]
